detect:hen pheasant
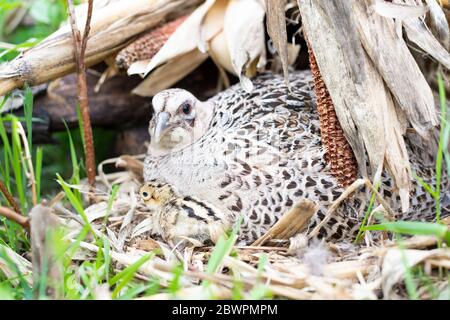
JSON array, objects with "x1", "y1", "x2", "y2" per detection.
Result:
[{"x1": 143, "y1": 70, "x2": 449, "y2": 245}]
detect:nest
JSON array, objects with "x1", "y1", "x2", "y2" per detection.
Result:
[{"x1": 2, "y1": 155, "x2": 445, "y2": 300}]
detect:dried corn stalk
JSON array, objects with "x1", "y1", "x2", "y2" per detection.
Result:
[
  {"x1": 307, "y1": 42, "x2": 358, "y2": 187},
  {"x1": 115, "y1": 15, "x2": 188, "y2": 71},
  {"x1": 0, "y1": 0, "x2": 201, "y2": 97},
  {"x1": 424, "y1": 0, "x2": 450, "y2": 49},
  {"x1": 355, "y1": 0, "x2": 438, "y2": 136},
  {"x1": 298, "y1": 0, "x2": 413, "y2": 210},
  {"x1": 391, "y1": 0, "x2": 450, "y2": 67}
]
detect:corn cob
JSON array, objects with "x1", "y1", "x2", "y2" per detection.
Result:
[
  {"x1": 115, "y1": 15, "x2": 188, "y2": 71},
  {"x1": 306, "y1": 41, "x2": 358, "y2": 187}
]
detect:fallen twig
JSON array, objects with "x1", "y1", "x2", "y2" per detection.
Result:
[
  {"x1": 0, "y1": 205, "x2": 29, "y2": 230},
  {"x1": 67, "y1": 0, "x2": 97, "y2": 194},
  {"x1": 0, "y1": 180, "x2": 21, "y2": 214}
]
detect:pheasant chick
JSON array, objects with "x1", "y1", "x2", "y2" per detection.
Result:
[{"x1": 139, "y1": 182, "x2": 231, "y2": 245}]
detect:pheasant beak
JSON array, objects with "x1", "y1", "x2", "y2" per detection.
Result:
[{"x1": 153, "y1": 111, "x2": 171, "y2": 143}]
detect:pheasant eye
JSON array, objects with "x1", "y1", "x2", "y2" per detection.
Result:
[
  {"x1": 181, "y1": 102, "x2": 192, "y2": 115},
  {"x1": 142, "y1": 191, "x2": 149, "y2": 198}
]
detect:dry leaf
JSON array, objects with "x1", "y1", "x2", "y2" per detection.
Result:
[
  {"x1": 0, "y1": 243, "x2": 32, "y2": 287},
  {"x1": 134, "y1": 239, "x2": 161, "y2": 251},
  {"x1": 287, "y1": 43, "x2": 301, "y2": 66},
  {"x1": 252, "y1": 199, "x2": 317, "y2": 246}
]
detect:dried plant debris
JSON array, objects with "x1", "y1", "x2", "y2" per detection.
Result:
[
  {"x1": 21, "y1": 155, "x2": 445, "y2": 300},
  {"x1": 130, "y1": 0, "x2": 270, "y2": 93},
  {"x1": 30, "y1": 205, "x2": 63, "y2": 299},
  {"x1": 252, "y1": 200, "x2": 317, "y2": 246},
  {"x1": 0, "y1": 0, "x2": 202, "y2": 96},
  {"x1": 223, "y1": 0, "x2": 267, "y2": 92},
  {"x1": 115, "y1": 15, "x2": 188, "y2": 71},
  {"x1": 265, "y1": 0, "x2": 290, "y2": 86},
  {"x1": 132, "y1": 49, "x2": 209, "y2": 97},
  {"x1": 298, "y1": 0, "x2": 434, "y2": 210}
]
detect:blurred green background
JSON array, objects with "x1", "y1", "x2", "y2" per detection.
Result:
[{"x1": 0, "y1": 0, "x2": 117, "y2": 195}]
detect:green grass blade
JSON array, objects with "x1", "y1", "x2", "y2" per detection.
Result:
[
  {"x1": 0, "y1": 118, "x2": 12, "y2": 189},
  {"x1": 206, "y1": 215, "x2": 243, "y2": 275},
  {"x1": 396, "y1": 236, "x2": 419, "y2": 300},
  {"x1": 363, "y1": 221, "x2": 450, "y2": 244},
  {"x1": 63, "y1": 121, "x2": 82, "y2": 203},
  {"x1": 35, "y1": 147, "x2": 43, "y2": 203},
  {"x1": 355, "y1": 182, "x2": 380, "y2": 243},
  {"x1": 413, "y1": 173, "x2": 437, "y2": 198},
  {"x1": 435, "y1": 73, "x2": 447, "y2": 222},
  {"x1": 109, "y1": 253, "x2": 152, "y2": 299},
  {"x1": 10, "y1": 118, "x2": 26, "y2": 212},
  {"x1": 56, "y1": 174, "x2": 96, "y2": 239},
  {"x1": 23, "y1": 84, "x2": 33, "y2": 151}
]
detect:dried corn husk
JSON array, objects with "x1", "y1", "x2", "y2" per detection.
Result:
[
  {"x1": 128, "y1": 0, "x2": 224, "y2": 76},
  {"x1": 424, "y1": 0, "x2": 450, "y2": 49},
  {"x1": 223, "y1": 0, "x2": 266, "y2": 92},
  {"x1": 209, "y1": 31, "x2": 234, "y2": 74},
  {"x1": 0, "y1": 0, "x2": 201, "y2": 97},
  {"x1": 131, "y1": 0, "x2": 269, "y2": 93},
  {"x1": 298, "y1": 0, "x2": 414, "y2": 210},
  {"x1": 371, "y1": 0, "x2": 429, "y2": 37},
  {"x1": 394, "y1": 0, "x2": 450, "y2": 69},
  {"x1": 115, "y1": 15, "x2": 188, "y2": 71},
  {"x1": 132, "y1": 50, "x2": 208, "y2": 97},
  {"x1": 355, "y1": 0, "x2": 438, "y2": 136}
]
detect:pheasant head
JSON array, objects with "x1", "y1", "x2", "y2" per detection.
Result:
[
  {"x1": 139, "y1": 181, "x2": 175, "y2": 210},
  {"x1": 148, "y1": 89, "x2": 214, "y2": 155}
]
